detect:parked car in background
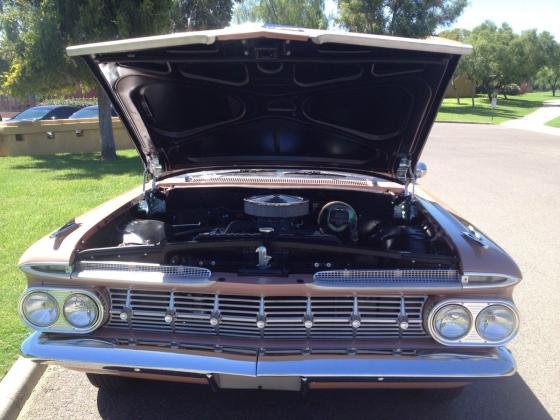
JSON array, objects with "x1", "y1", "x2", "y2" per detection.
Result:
[
  {"x1": 18, "y1": 26, "x2": 520, "y2": 400},
  {"x1": 9, "y1": 105, "x2": 81, "y2": 122},
  {"x1": 68, "y1": 105, "x2": 117, "y2": 119}
]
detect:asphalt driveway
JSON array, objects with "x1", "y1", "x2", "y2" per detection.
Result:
[{"x1": 18, "y1": 123, "x2": 560, "y2": 419}]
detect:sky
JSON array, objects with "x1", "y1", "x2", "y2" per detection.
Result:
[{"x1": 451, "y1": 0, "x2": 560, "y2": 39}]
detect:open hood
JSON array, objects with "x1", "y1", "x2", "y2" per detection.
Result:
[{"x1": 68, "y1": 25, "x2": 471, "y2": 182}]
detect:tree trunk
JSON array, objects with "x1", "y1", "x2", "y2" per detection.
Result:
[
  {"x1": 471, "y1": 83, "x2": 476, "y2": 107},
  {"x1": 452, "y1": 79, "x2": 460, "y2": 104},
  {"x1": 97, "y1": 86, "x2": 117, "y2": 161}
]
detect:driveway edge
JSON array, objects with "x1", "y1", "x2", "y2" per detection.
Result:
[
  {"x1": 0, "y1": 357, "x2": 46, "y2": 420},
  {"x1": 435, "y1": 120, "x2": 492, "y2": 125}
]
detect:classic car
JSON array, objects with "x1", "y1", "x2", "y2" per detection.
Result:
[
  {"x1": 68, "y1": 105, "x2": 118, "y2": 119},
  {"x1": 9, "y1": 105, "x2": 82, "y2": 122},
  {"x1": 18, "y1": 25, "x2": 520, "y2": 398}
]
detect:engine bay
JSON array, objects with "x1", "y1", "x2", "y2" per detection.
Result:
[{"x1": 79, "y1": 186, "x2": 457, "y2": 274}]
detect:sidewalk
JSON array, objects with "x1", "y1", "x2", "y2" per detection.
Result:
[{"x1": 501, "y1": 99, "x2": 560, "y2": 136}]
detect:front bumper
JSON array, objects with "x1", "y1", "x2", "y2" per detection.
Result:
[{"x1": 22, "y1": 332, "x2": 515, "y2": 390}]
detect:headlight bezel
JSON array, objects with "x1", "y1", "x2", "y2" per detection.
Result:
[
  {"x1": 427, "y1": 299, "x2": 519, "y2": 346},
  {"x1": 19, "y1": 287, "x2": 105, "y2": 333},
  {"x1": 476, "y1": 303, "x2": 519, "y2": 343},
  {"x1": 63, "y1": 293, "x2": 100, "y2": 329},
  {"x1": 431, "y1": 303, "x2": 472, "y2": 341},
  {"x1": 20, "y1": 291, "x2": 60, "y2": 327}
]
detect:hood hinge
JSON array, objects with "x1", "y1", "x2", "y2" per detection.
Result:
[
  {"x1": 396, "y1": 157, "x2": 412, "y2": 184},
  {"x1": 147, "y1": 155, "x2": 163, "y2": 178},
  {"x1": 393, "y1": 157, "x2": 418, "y2": 222}
]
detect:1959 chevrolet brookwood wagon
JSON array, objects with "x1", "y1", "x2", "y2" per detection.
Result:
[{"x1": 18, "y1": 26, "x2": 520, "y2": 398}]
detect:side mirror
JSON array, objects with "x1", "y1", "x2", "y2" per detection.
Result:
[{"x1": 415, "y1": 162, "x2": 428, "y2": 179}]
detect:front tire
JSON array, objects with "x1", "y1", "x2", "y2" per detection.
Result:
[{"x1": 86, "y1": 373, "x2": 134, "y2": 392}]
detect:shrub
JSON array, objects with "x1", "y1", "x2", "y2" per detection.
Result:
[
  {"x1": 500, "y1": 84, "x2": 521, "y2": 96},
  {"x1": 38, "y1": 97, "x2": 97, "y2": 107}
]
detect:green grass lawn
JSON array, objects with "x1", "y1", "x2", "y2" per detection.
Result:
[
  {"x1": 436, "y1": 91, "x2": 556, "y2": 124},
  {"x1": 545, "y1": 115, "x2": 560, "y2": 128},
  {"x1": 0, "y1": 150, "x2": 142, "y2": 377}
]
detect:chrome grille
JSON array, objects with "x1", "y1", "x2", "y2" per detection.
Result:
[
  {"x1": 108, "y1": 289, "x2": 427, "y2": 339},
  {"x1": 313, "y1": 269, "x2": 460, "y2": 287}
]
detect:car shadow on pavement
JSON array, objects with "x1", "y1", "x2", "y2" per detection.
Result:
[{"x1": 96, "y1": 373, "x2": 552, "y2": 420}]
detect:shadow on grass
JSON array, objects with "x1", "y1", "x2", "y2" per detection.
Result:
[
  {"x1": 8, "y1": 152, "x2": 143, "y2": 180},
  {"x1": 96, "y1": 373, "x2": 552, "y2": 420},
  {"x1": 440, "y1": 96, "x2": 547, "y2": 120},
  {"x1": 439, "y1": 105, "x2": 519, "y2": 120}
]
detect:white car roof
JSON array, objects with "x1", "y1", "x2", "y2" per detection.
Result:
[{"x1": 67, "y1": 24, "x2": 472, "y2": 57}]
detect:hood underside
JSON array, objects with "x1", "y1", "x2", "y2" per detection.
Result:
[{"x1": 70, "y1": 26, "x2": 470, "y2": 182}]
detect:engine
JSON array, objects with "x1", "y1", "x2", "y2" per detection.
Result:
[{"x1": 87, "y1": 186, "x2": 456, "y2": 275}]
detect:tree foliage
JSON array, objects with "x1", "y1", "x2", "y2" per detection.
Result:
[
  {"x1": 336, "y1": 0, "x2": 467, "y2": 38},
  {"x1": 535, "y1": 39, "x2": 560, "y2": 96},
  {"x1": 0, "y1": 0, "x2": 237, "y2": 159},
  {"x1": 172, "y1": 0, "x2": 237, "y2": 31},
  {"x1": 0, "y1": 0, "x2": 173, "y2": 97},
  {"x1": 440, "y1": 22, "x2": 559, "y2": 103},
  {"x1": 234, "y1": 0, "x2": 328, "y2": 29}
]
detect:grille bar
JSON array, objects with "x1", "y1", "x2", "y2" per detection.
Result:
[{"x1": 108, "y1": 289, "x2": 428, "y2": 339}]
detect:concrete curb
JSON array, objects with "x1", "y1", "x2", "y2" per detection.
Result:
[{"x1": 0, "y1": 358, "x2": 46, "y2": 420}]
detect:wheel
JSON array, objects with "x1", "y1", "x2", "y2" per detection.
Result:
[
  {"x1": 420, "y1": 386, "x2": 465, "y2": 402},
  {"x1": 86, "y1": 373, "x2": 134, "y2": 392}
]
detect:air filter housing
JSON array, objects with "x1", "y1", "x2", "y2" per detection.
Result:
[{"x1": 244, "y1": 194, "x2": 309, "y2": 218}]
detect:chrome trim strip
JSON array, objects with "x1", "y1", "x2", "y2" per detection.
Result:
[
  {"x1": 19, "y1": 287, "x2": 105, "y2": 334},
  {"x1": 461, "y1": 272, "x2": 521, "y2": 289},
  {"x1": 21, "y1": 332, "x2": 515, "y2": 379},
  {"x1": 426, "y1": 299, "x2": 520, "y2": 347},
  {"x1": 19, "y1": 262, "x2": 72, "y2": 280}
]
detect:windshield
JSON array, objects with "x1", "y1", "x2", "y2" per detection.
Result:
[
  {"x1": 11, "y1": 107, "x2": 52, "y2": 121},
  {"x1": 69, "y1": 107, "x2": 98, "y2": 119}
]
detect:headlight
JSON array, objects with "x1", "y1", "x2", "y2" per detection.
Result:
[
  {"x1": 22, "y1": 292, "x2": 59, "y2": 327},
  {"x1": 476, "y1": 304, "x2": 518, "y2": 342},
  {"x1": 432, "y1": 304, "x2": 471, "y2": 340},
  {"x1": 63, "y1": 293, "x2": 99, "y2": 328}
]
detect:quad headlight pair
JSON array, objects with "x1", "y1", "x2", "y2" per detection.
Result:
[
  {"x1": 427, "y1": 299, "x2": 519, "y2": 346},
  {"x1": 19, "y1": 288, "x2": 103, "y2": 333}
]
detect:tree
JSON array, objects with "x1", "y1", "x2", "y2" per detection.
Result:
[
  {"x1": 171, "y1": 0, "x2": 237, "y2": 31},
  {"x1": 441, "y1": 22, "x2": 558, "y2": 105},
  {"x1": 0, "y1": 0, "x2": 174, "y2": 160},
  {"x1": 536, "y1": 38, "x2": 560, "y2": 96},
  {"x1": 537, "y1": 66, "x2": 560, "y2": 97},
  {"x1": 69, "y1": 0, "x2": 174, "y2": 159},
  {"x1": 234, "y1": 0, "x2": 328, "y2": 29},
  {"x1": 336, "y1": 0, "x2": 467, "y2": 38},
  {"x1": 438, "y1": 28, "x2": 470, "y2": 104}
]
